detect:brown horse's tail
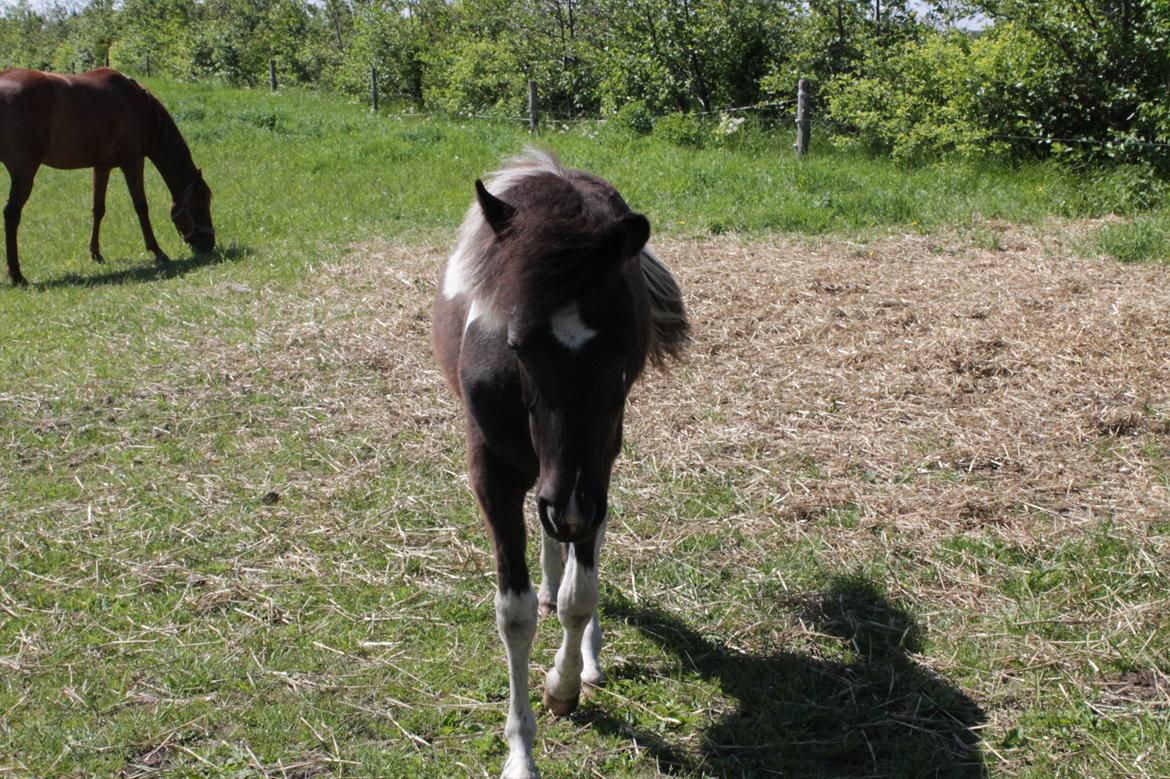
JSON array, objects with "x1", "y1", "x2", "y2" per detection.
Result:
[{"x1": 640, "y1": 247, "x2": 690, "y2": 367}]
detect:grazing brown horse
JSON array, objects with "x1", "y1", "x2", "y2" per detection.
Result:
[
  {"x1": 0, "y1": 67, "x2": 214, "y2": 286},
  {"x1": 433, "y1": 149, "x2": 689, "y2": 778}
]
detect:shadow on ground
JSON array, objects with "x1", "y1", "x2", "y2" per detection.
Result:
[
  {"x1": 589, "y1": 575, "x2": 987, "y2": 777},
  {"x1": 33, "y1": 244, "x2": 249, "y2": 289}
]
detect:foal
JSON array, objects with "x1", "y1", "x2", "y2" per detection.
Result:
[{"x1": 433, "y1": 150, "x2": 688, "y2": 778}]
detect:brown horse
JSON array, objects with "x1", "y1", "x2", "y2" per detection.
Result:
[
  {"x1": 0, "y1": 67, "x2": 214, "y2": 286},
  {"x1": 433, "y1": 149, "x2": 688, "y2": 778}
]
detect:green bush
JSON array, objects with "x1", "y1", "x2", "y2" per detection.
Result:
[
  {"x1": 826, "y1": 33, "x2": 999, "y2": 162},
  {"x1": 612, "y1": 100, "x2": 654, "y2": 136},
  {"x1": 654, "y1": 113, "x2": 708, "y2": 148}
]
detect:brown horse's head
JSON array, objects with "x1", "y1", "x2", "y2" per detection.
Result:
[{"x1": 171, "y1": 169, "x2": 215, "y2": 253}]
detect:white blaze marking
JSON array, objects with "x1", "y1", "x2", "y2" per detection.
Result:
[
  {"x1": 550, "y1": 302, "x2": 596, "y2": 350},
  {"x1": 464, "y1": 296, "x2": 502, "y2": 334}
]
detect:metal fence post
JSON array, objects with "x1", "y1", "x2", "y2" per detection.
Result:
[
  {"x1": 371, "y1": 67, "x2": 379, "y2": 113},
  {"x1": 269, "y1": 59, "x2": 278, "y2": 92}
]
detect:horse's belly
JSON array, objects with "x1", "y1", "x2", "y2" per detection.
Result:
[{"x1": 42, "y1": 128, "x2": 126, "y2": 169}]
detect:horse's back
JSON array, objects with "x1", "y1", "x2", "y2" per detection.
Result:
[{"x1": 0, "y1": 68, "x2": 152, "y2": 170}]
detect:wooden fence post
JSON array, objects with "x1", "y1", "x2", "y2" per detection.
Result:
[
  {"x1": 371, "y1": 67, "x2": 379, "y2": 113},
  {"x1": 269, "y1": 60, "x2": 278, "y2": 92},
  {"x1": 794, "y1": 78, "x2": 811, "y2": 158},
  {"x1": 528, "y1": 80, "x2": 539, "y2": 134},
  {"x1": 145, "y1": 55, "x2": 151, "y2": 77}
]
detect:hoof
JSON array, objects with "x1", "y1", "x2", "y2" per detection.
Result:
[
  {"x1": 542, "y1": 688, "x2": 579, "y2": 717},
  {"x1": 153, "y1": 252, "x2": 170, "y2": 264},
  {"x1": 10, "y1": 274, "x2": 27, "y2": 287},
  {"x1": 91, "y1": 252, "x2": 104, "y2": 264},
  {"x1": 582, "y1": 679, "x2": 602, "y2": 700},
  {"x1": 538, "y1": 601, "x2": 556, "y2": 618}
]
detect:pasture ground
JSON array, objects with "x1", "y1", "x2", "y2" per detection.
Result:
[
  {"x1": 1, "y1": 80, "x2": 1168, "y2": 778},
  {"x1": 2, "y1": 222, "x2": 1168, "y2": 777}
]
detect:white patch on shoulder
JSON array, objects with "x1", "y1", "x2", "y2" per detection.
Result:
[{"x1": 549, "y1": 302, "x2": 596, "y2": 350}]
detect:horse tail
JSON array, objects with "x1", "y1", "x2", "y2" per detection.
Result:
[{"x1": 640, "y1": 247, "x2": 690, "y2": 367}]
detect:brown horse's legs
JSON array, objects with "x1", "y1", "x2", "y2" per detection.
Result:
[
  {"x1": 121, "y1": 159, "x2": 168, "y2": 263},
  {"x1": 3, "y1": 163, "x2": 38, "y2": 287},
  {"x1": 90, "y1": 167, "x2": 110, "y2": 264}
]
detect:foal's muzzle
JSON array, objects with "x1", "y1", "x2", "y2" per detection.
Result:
[{"x1": 538, "y1": 492, "x2": 606, "y2": 545}]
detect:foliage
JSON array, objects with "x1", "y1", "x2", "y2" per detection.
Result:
[
  {"x1": 2, "y1": 0, "x2": 1170, "y2": 170},
  {"x1": 652, "y1": 111, "x2": 707, "y2": 148}
]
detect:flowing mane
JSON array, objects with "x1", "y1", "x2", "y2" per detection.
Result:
[
  {"x1": 131, "y1": 78, "x2": 198, "y2": 197},
  {"x1": 444, "y1": 148, "x2": 689, "y2": 365}
]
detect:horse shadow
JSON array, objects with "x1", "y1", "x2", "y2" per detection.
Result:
[
  {"x1": 588, "y1": 575, "x2": 987, "y2": 777},
  {"x1": 34, "y1": 244, "x2": 248, "y2": 289}
]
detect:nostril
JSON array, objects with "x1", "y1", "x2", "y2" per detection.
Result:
[
  {"x1": 575, "y1": 490, "x2": 607, "y2": 528},
  {"x1": 538, "y1": 497, "x2": 559, "y2": 532},
  {"x1": 577, "y1": 488, "x2": 608, "y2": 524}
]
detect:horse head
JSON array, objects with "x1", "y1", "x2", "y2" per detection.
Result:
[
  {"x1": 171, "y1": 168, "x2": 215, "y2": 253},
  {"x1": 475, "y1": 180, "x2": 651, "y2": 546}
]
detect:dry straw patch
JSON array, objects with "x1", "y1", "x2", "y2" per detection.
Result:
[
  {"x1": 296, "y1": 221, "x2": 1170, "y2": 593},
  {"x1": 624, "y1": 225, "x2": 1169, "y2": 547}
]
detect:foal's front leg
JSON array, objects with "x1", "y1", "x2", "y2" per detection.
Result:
[
  {"x1": 537, "y1": 532, "x2": 564, "y2": 618},
  {"x1": 470, "y1": 443, "x2": 539, "y2": 779},
  {"x1": 543, "y1": 521, "x2": 607, "y2": 715}
]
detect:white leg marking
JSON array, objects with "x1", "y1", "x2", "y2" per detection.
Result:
[
  {"x1": 580, "y1": 523, "x2": 607, "y2": 688},
  {"x1": 496, "y1": 588, "x2": 539, "y2": 779},
  {"x1": 544, "y1": 522, "x2": 605, "y2": 712},
  {"x1": 549, "y1": 302, "x2": 597, "y2": 350},
  {"x1": 537, "y1": 532, "x2": 563, "y2": 617}
]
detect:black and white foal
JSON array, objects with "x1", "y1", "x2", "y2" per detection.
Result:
[{"x1": 432, "y1": 150, "x2": 688, "y2": 778}]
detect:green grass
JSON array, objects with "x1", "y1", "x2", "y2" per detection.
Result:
[
  {"x1": 1089, "y1": 211, "x2": 1170, "y2": 263},
  {"x1": 2, "y1": 80, "x2": 1168, "y2": 777}
]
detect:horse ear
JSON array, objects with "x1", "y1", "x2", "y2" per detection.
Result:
[
  {"x1": 618, "y1": 212, "x2": 650, "y2": 259},
  {"x1": 475, "y1": 180, "x2": 516, "y2": 235}
]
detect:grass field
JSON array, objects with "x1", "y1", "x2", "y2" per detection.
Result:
[{"x1": 1, "y1": 80, "x2": 1168, "y2": 778}]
